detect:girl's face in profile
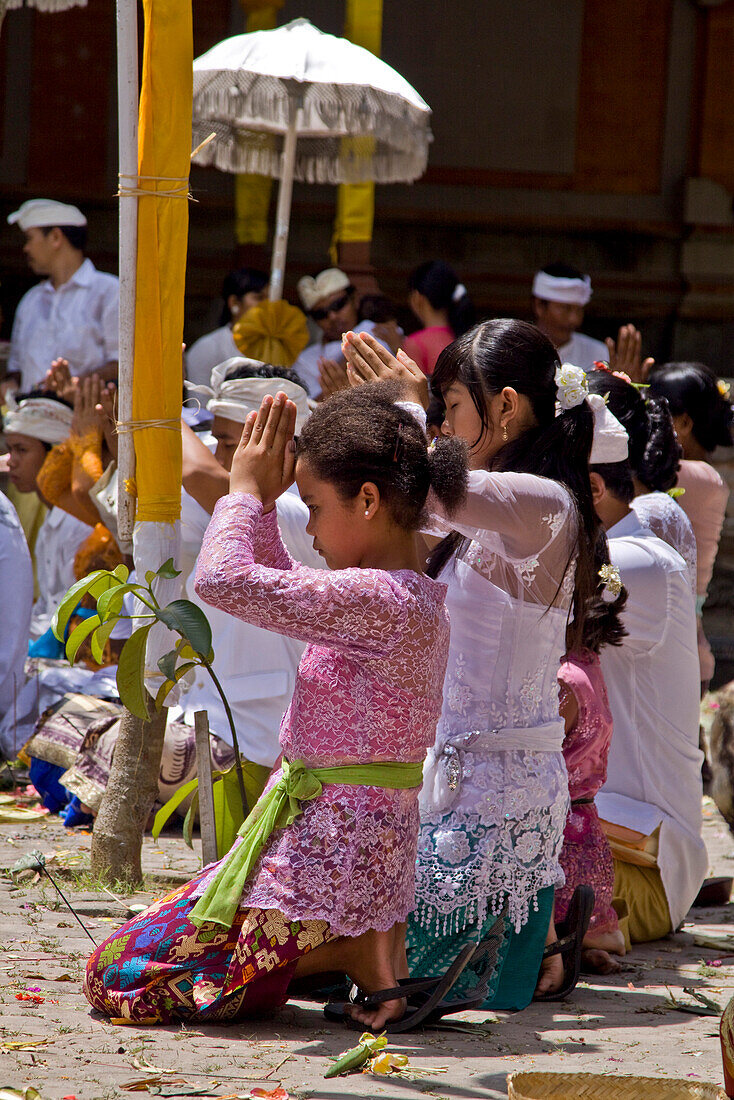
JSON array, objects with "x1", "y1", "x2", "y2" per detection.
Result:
[
  {"x1": 296, "y1": 458, "x2": 367, "y2": 570},
  {"x1": 441, "y1": 382, "x2": 496, "y2": 469}
]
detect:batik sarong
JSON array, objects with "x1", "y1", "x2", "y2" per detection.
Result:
[{"x1": 84, "y1": 870, "x2": 335, "y2": 1023}]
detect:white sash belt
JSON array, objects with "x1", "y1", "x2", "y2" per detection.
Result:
[{"x1": 420, "y1": 719, "x2": 565, "y2": 815}]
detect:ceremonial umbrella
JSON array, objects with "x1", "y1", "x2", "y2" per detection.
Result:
[{"x1": 191, "y1": 17, "x2": 431, "y2": 300}]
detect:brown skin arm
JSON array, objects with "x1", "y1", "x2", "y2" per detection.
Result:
[{"x1": 181, "y1": 420, "x2": 230, "y2": 515}]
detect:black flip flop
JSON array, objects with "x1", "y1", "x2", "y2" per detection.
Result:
[
  {"x1": 396, "y1": 907, "x2": 509, "y2": 1021},
  {"x1": 323, "y1": 942, "x2": 478, "y2": 1033},
  {"x1": 533, "y1": 884, "x2": 595, "y2": 1002}
]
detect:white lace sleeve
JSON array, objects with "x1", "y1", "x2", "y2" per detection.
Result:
[
  {"x1": 429, "y1": 470, "x2": 578, "y2": 608},
  {"x1": 631, "y1": 492, "x2": 697, "y2": 596}
]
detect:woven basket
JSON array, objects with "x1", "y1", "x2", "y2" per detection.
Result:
[{"x1": 507, "y1": 1072, "x2": 726, "y2": 1099}]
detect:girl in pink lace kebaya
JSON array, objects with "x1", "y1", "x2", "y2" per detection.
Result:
[{"x1": 84, "y1": 383, "x2": 467, "y2": 1031}]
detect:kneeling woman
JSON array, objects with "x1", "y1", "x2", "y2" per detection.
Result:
[{"x1": 83, "y1": 384, "x2": 466, "y2": 1030}]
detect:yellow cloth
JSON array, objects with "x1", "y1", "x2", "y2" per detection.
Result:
[
  {"x1": 232, "y1": 300, "x2": 309, "y2": 368},
  {"x1": 332, "y1": 0, "x2": 383, "y2": 253},
  {"x1": 132, "y1": 0, "x2": 190, "y2": 523},
  {"x1": 6, "y1": 485, "x2": 46, "y2": 600},
  {"x1": 234, "y1": 1, "x2": 281, "y2": 246},
  {"x1": 613, "y1": 858, "x2": 672, "y2": 948}
]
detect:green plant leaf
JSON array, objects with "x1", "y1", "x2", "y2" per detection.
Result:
[
  {"x1": 65, "y1": 614, "x2": 102, "y2": 664},
  {"x1": 90, "y1": 617, "x2": 119, "y2": 665},
  {"x1": 113, "y1": 563, "x2": 130, "y2": 582},
  {"x1": 156, "y1": 558, "x2": 182, "y2": 580},
  {"x1": 156, "y1": 600, "x2": 212, "y2": 656},
  {"x1": 154, "y1": 678, "x2": 176, "y2": 710},
  {"x1": 116, "y1": 624, "x2": 154, "y2": 719},
  {"x1": 52, "y1": 570, "x2": 118, "y2": 640},
  {"x1": 157, "y1": 649, "x2": 179, "y2": 682},
  {"x1": 172, "y1": 661, "x2": 196, "y2": 682}
]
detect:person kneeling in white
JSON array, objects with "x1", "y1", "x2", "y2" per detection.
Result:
[
  {"x1": 4, "y1": 396, "x2": 89, "y2": 642},
  {"x1": 587, "y1": 395, "x2": 706, "y2": 945},
  {"x1": 178, "y1": 359, "x2": 321, "y2": 792}
]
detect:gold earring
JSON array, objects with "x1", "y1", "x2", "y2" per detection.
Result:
[{"x1": 502, "y1": 423, "x2": 508, "y2": 442}]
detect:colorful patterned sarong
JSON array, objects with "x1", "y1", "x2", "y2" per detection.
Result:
[{"x1": 83, "y1": 870, "x2": 335, "y2": 1023}]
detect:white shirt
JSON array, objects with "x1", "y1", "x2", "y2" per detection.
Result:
[
  {"x1": 0, "y1": 492, "x2": 33, "y2": 721},
  {"x1": 185, "y1": 325, "x2": 240, "y2": 388},
  {"x1": 558, "y1": 330, "x2": 608, "y2": 371},
  {"x1": 177, "y1": 488, "x2": 322, "y2": 766},
  {"x1": 597, "y1": 510, "x2": 707, "y2": 928},
  {"x1": 292, "y1": 318, "x2": 389, "y2": 397},
  {"x1": 9, "y1": 259, "x2": 119, "y2": 391},
  {"x1": 30, "y1": 506, "x2": 90, "y2": 640}
]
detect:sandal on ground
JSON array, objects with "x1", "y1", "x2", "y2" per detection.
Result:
[
  {"x1": 533, "y1": 884, "x2": 595, "y2": 1002},
  {"x1": 323, "y1": 942, "x2": 478, "y2": 1033},
  {"x1": 395, "y1": 907, "x2": 509, "y2": 1019},
  {"x1": 288, "y1": 971, "x2": 350, "y2": 1002}
]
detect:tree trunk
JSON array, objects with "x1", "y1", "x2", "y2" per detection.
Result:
[{"x1": 90, "y1": 701, "x2": 167, "y2": 886}]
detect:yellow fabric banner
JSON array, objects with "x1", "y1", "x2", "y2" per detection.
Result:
[
  {"x1": 334, "y1": 0, "x2": 383, "y2": 249},
  {"x1": 132, "y1": 0, "x2": 191, "y2": 523},
  {"x1": 234, "y1": 0, "x2": 281, "y2": 246}
]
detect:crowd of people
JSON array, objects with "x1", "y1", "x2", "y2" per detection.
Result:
[{"x1": 1, "y1": 195, "x2": 733, "y2": 1031}]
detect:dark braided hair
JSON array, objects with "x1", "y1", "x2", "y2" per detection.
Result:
[
  {"x1": 648, "y1": 361, "x2": 734, "y2": 454},
  {"x1": 296, "y1": 381, "x2": 468, "y2": 532},
  {"x1": 587, "y1": 369, "x2": 680, "y2": 491}
]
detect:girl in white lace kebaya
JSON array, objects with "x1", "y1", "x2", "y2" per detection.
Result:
[
  {"x1": 342, "y1": 323, "x2": 607, "y2": 1007},
  {"x1": 84, "y1": 384, "x2": 469, "y2": 1032}
]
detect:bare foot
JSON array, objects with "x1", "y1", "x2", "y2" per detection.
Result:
[
  {"x1": 581, "y1": 947, "x2": 621, "y2": 974},
  {"x1": 584, "y1": 928, "x2": 626, "y2": 957},
  {"x1": 292, "y1": 926, "x2": 406, "y2": 1029},
  {"x1": 344, "y1": 928, "x2": 405, "y2": 1030},
  {"x1": 535, "y1": 916, "x2": 565, "y2": 997},
  {"x1": 535, "y1": 949, "x2": 564, "y2": 995}
]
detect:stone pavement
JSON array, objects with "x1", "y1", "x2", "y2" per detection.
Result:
[{"x1": 2, "y1": 797, "x2": 734, "y2": 1100}]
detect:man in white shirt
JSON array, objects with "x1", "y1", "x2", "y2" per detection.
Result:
[
  {"x1": 0, "y1": 491, "x2": 33, "y2": 726},
  {"x1": 3, "y1": 395, "x2": 89, "y2": 641},
  {"x1": 6, "y1": 199, "x2": 119, "y2": 392},
  {"x1": 178, "y1": 359, "x2": 321, "y2": 794},
  {"x1": 532, "y1": 263, "x2": 608, "y2": 370},
  {"x1": 590, "y1": 451, "x2": 707, "y2": 944},
  {"x1": 293, "y1": 267, "x2": 391, "y2": 397}
]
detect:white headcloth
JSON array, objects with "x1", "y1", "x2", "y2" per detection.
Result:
[
  {"x1": 588, "y1": 393, "x2": 629, "y2": 464},
  {"x1": 8, "y1": 199, "x2": 87, "y2": 231},
  {"x1": 532, "y1": 270, "x2": 592, "y2": 306},
  {"x1": 297, "y1": 267, "x2": 350, "y2": 311},
  {"x1": 185, "y1": 357, "x2": 311, "y2": 432},
  {"x1": 3, "y1": 396, "x2": 73, "y2": 445}
]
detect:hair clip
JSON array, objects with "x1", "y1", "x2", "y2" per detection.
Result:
[
  {"x1": 598, "y1": 563, "x2": 622, "y2": 602},
  {"x1": 392, "y1": 422, "x2": 405, "y2": 464}
]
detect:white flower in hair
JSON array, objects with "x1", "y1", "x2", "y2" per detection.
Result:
[{"x1": 555, "y1": 363, "x2": 589, "y2": 412}]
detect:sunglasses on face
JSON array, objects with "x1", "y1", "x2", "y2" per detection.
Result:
[{"x1": 310, "y1": 291, "x2": 351, "y2": 322}]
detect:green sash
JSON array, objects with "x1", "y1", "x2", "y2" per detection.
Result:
[{"x1": 189, "y1": 757, "x2": 423, "y2": 930}]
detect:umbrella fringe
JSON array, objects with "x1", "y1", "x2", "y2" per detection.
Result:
[{"x1": 191, "y1": 78, "x2": 431, "y2": 184}]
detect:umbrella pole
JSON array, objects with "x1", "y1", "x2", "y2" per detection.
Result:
[
  {"x1": 116, "y1": 0, "x2": 139, "y2": 542},
  {"x1": 268, "y1": 106, "x2": 300, "y2": 302}
]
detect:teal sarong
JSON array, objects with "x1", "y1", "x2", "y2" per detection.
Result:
[{"x1": 190, "y1": 757, "x2": 423, "y2": 930}]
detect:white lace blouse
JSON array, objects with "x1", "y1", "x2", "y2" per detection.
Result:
[
  {"x1": 631, "y1": 492, "x2": 697, "y2": 598},
  {"x1": 414, "y1": 470, "x2": 576, "y2": 933}
]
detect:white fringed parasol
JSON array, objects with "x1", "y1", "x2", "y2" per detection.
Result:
[{"x1": 192, "y1": 17, "x2": 432, "y2": 299}]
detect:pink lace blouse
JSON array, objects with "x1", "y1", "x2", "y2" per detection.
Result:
[{"x1": 194, "y1": 492, "x2": 450, "y2": 936}]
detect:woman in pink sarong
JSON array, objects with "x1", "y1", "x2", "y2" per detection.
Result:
[{"x1": 556, "y1": 554, "x2": 628, "y2": 973}]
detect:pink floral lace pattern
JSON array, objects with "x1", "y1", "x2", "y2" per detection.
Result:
[
  {"x1": 194, "y1": 492, "x2": 450, "y2": 937},
  {"x1": 555, "y1": 650, "x2": 618, "y2": 934}
]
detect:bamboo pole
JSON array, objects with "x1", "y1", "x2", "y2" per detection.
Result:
[{"x1": 268, "y1": 101, "x2": 300, "y2": 302}]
